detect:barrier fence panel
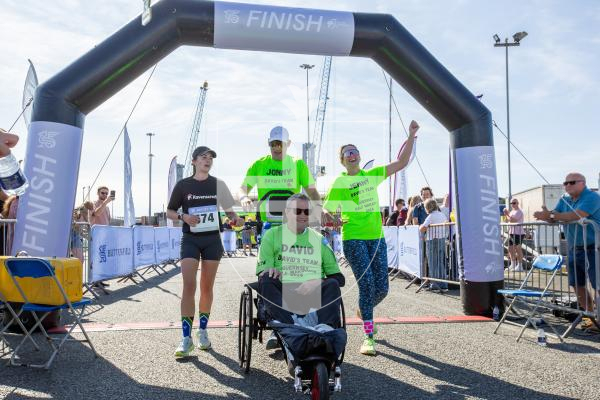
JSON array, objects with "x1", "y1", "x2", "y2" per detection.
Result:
[
  {"x1": 221, "y1": 230, "x2": 237, "y2": 255},
  {"x1": 89, "y1": 225, "x2": 134, "y2": 283},
  {"x1": 154, "y1": 227, "x2": 171, "y2": 264},
  {"x1": 0, "y1": 219, "x2": 16, "y2": 257},
  {"x1": 168, "y1": 227, "x2": 182, "y2": 261},
  {"x1": 396, "y1": 226, "x2": 423, "y2": 279},
  {"x1": 383, "y1": 227, "x2": 398, "y2": 270},
  {"x1": 133, "y1": 225, "x2": 156, "y2": 270}
]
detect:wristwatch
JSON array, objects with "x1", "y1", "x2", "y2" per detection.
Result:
[
  {"x1": 178, "y1": 213, "x2": 184, "y2": 221},
  {"x1": 549, "y1": 212, "x2": 556, "y2": 221}
]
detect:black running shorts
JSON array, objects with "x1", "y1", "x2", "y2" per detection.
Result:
[{"x1": 180, "y1": 232, "x2": 224, "y2": 261}]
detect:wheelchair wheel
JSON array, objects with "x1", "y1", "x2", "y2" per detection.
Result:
[
  {"x1": 238, "y1": 285, "x2": 253, "y2": 374},
  {"x1": 339, "y1": 299, "x2": 346, "y2": 364},
  {"x1": 311, "y1": 362, "x2": 330, "y2": 400}
]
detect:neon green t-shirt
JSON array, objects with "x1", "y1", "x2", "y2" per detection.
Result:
[
  {"x1": 242, "y1": 155, "x2": 315, "y2": 223},
  {"x1": 323, "y1": 166, "x2": 387, "y2": 241},
  {"x1": 256, "y1": 225, "x2": 340, "y2": 283}
]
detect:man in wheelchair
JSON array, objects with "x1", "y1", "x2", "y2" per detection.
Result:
[{"x1": 256, "y1": 193, "x2": 346, "y2": 349}]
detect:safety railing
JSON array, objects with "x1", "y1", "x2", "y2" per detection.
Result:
[{"x1": 414, "y1": 219, "x2": 600, "y2": 327}]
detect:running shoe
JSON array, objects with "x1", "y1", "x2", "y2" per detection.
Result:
[
  {"x1": 360, "y1": 336, "x2": 376, "y2": 356},
  {"x1": 265, "y1": 332, "x2": 279, "y2": 350},
  {"x1": 196, "y1": 328, "x2": 212, "y2": 350},
  {"x1": 175, "y1": 336, "x2": 194, "y2": 358}
]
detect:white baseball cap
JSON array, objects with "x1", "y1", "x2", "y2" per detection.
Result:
[{"x1": 268, "y1": 126, "x2": 290, "y2": 143}]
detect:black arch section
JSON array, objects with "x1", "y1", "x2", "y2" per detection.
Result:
[{"x1": 24, "y1": 0, "x2": 501, "y2": 315}]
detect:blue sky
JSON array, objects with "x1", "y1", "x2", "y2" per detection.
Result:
[{"x1": 1, "y1": 0, "x2": 599, "y2": 217}]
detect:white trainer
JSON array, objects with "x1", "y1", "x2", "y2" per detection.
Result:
[
  {"x1": 175, "y1": 336, "x2": 194, "y2": 358},
  {"x1": 196, "y1": 329, "x2": 212, "y2": 350}
]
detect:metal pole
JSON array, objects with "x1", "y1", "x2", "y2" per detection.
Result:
[
  {"x1": 388, "y1": 76, "x2": 393, "y2": 210},
  {"x1": 147, "y1": 132, "x2": 155, "y2": 220},
  {"x1": 300, "y1": 64, "x2": 314, "y2": 145},
  {"x1": 505, "y1": 40, "x2": 512, "y2": 204}
]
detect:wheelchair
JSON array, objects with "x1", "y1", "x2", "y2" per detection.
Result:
[{"x1": 238, "y1": 282, "x2": 346, "y2": 399}]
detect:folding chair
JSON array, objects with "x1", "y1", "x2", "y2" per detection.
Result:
[
  {"x1": 1, "y1": 291, "x2": 42, "y2": 357},
  {"x1": 494, "y1": 254, "x2": 565, "y2": 344},
  {"x1": 4, "y1": 257, "x2": 97, "y2": 368}
]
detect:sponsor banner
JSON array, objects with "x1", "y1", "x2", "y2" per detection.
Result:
[
  {"x1": 222, "y1": 230, "x2": 237, "y2": 252},
  {"x1": 155, "y1": 227, "x2": 171, "y2": 263},
  {"x1": 133, "y1": 225, "x2": 156, "y2": 269},
  {"x1": 453, "y1": 146, "x2": 503, "y2": 282},
  {"x1": 214, "y1": 2, "x2": 355, "y2": 56},
  {"x1": 397, "y1": 226, "x2": 422, "y2": 278},
  {"x1": 90, "y1": 226, "x2": 134, "y2": 282},
  {"x1": 383, "y1": 227, "x2": 398, "y2": 269},
  {"x1": 14, "y1": 121, "x2": 83, "y2": 257},
  {"x1": 169, "y1": 227, "x2": 182, "y2": 260}
]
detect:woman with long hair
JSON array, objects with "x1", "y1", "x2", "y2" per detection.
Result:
[{"x1": 323, "y1": 121, "x2": 420, "y2": 355}]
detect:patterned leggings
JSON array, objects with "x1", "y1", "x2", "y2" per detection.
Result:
[{"x1": 343, "y1": 239, "x2": 389, "y2": 321}]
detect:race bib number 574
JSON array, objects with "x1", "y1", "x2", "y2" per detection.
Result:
[{"x1": 188, "y1": 205, "x2": 219, "y2": 233}]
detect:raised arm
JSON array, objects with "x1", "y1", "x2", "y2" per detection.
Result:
[{"x1": 386, "y1": 120, "x2": 419, "y2": 177}]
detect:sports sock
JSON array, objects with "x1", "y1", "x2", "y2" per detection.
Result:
[
  {"x1": 363, "y1": 320, "x2": 374, "y2": 339},
  {"x1": 182, "y1": 316, "x2": 194, "y2": 338},
  {"x1": 199, "y1": 312, "x2": 210, "y2": 330}
]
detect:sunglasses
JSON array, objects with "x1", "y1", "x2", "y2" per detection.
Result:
[
  {"x1": 100, "y1": 192, "x2": 108, "y2": 195},
  {"x1": 563, "y1": 180, "x2": 583, "y2": 186},
  {"x1": 343, "y1": 149, "x2": 359, "y2": 158},
  {"x1": 511, "y1": 202, "x2": 518, "y2": 205},
  {"x1": 289, "y1": 208, "x2": 310, "y2": 216}
]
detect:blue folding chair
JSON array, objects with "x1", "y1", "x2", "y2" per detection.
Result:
[
  {"x1": 4, "y1": 257, "x2": 97, "y2": 368},
  {"x1": 494, "y1": 254, "x2": 565, "y2": 344},
  {"x1": 1, "y1": 290, "x2": 42, "y2": 357}
]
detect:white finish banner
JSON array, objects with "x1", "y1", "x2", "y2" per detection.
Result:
[
  {"x1": 14, "y1": 121, "x2": 83, "y2": 256},
  {"x1": 154, "y1": 227, "x2": 171, "y2": 263},
  {"x1": 222, "y1": 230, "x2": 237, "y2": 252},
  {"x1": 90, "y1": 226, "x2": 134, "y2": 282},
  {"x1": 396, "y1": 226, "x2": 422, "y2": 278},
  {"x1": 383, "y1": 227, "x2": 398, "y2": 269},
  {"x1": 133, "y1": 225, "x2": 156, "y2": 269},
  {"x1": 169, "y1": 227, "x2": 182, "y2": 260},
  {"x1": 214, "y1": 2, "x2": 355, "y2": 56},
  {"x1": 453, "y1": 146, "x2": 503, "y2": 282}
]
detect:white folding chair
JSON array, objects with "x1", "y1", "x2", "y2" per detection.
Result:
[
  {"x1": 4, "y1": 257, "x2": 97, "y2": 368},
  {"x1": 494, "y1": 254, "x2": 565, "y2": 343}
]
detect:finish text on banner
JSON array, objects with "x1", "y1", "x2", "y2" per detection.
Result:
[{"x1": 90, "y1": 226, "x2": 134, "y2": 282}]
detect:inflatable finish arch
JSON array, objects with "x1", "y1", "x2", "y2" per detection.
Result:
[{"x1": 14, "y1": 0, "x2": 503, "y2": 315}]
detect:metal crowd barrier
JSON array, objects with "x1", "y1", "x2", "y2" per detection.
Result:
[{"x1": 415, "y1": 219, "x2": 600, "y2": 329}]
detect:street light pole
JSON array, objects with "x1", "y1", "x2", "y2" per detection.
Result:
[
  {"x1": 300, "y1": 64, "x2": 314, "y2": 145},
  {"x1": 146, "y1": 132, "x2": 155, "y2": 221},
  {"x1": 494, "y1": 31, "x2": 527, "y2": 204}
]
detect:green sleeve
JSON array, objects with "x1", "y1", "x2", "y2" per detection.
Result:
[
  {"x1": 256, "y1": 228, "x2": 275, "y2": 276},
  {"x1": 297, "y1": 159, "x2": 315, "y2": 188},
  {"x1": 366, "y1": 165, "x2": 387, "y2": 186},
  {"x1": 323, "y1": 178, "x2": 342, "y2": 212},
  {"x1": 242, "y1": 161, "x2": 258, "y2": 191},
  {"x1": 321, "y1": 241, "x2": 340, "y2": 277}
]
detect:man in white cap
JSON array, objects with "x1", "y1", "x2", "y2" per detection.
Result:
[
  {"x1": 239, "y1": 126, "x2": 321, "y2": 350},
  {"x1": 239, "y1": 126, "x2": 320, "y2": 229}
]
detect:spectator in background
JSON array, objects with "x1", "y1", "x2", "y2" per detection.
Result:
[
  {"x1": 504, "y1": 198, "x2": 525, "y2": 272},
  {"x1": 241, "y1": 217, "x2": 255, "y2": 256},
  {"x1": 404, "y1": 195, "x2": 422, "y2": 226},
  {"x1": 534, "y1": 172, "x2": 600, "y2": 332},
  {"x1": 2, "y1": 196, "x2": 19, "y2": 255},
  {"x1": 412, "y1": 186, "x2": 434, "y2": 225},
  {"x1": 90, "y1": 186, "x2": 113, "y2": 226},
  {"x1": 419, "y1": 198, "x2": 448, "y2": 292},
  {"x1": 386, "y1": 198, "x2": 407, "y2": 227},
  {"x1": 440, "y1": 194, "x2": 451, "y2": 220}
]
